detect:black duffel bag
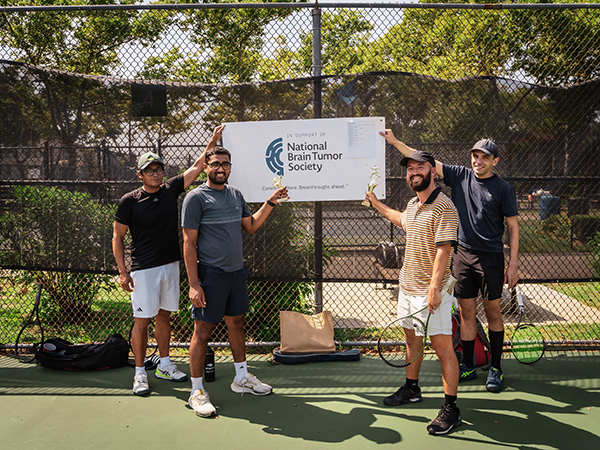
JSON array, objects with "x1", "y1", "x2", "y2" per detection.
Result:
[
  {"x1": 34, "y1": 333, "x2": 129, "y2": 371},
  {"x1": 375, "y1": 242, "x2": 403, "y2": 269}
]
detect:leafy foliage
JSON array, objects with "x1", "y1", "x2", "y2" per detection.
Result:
[
  {"x1": 0, "y1": 1, "x2": 171, "y2": 174},
  {"x1": 0, "y1": 185, "x2": 117, "y2": 322},
  {"x1": 540, "y1": 214, "x2": 571, "y2": 240},
  {"x1": 589, "y1": 231, "x2": 600, "y2": 277}
]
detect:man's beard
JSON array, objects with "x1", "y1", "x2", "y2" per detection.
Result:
[
  {"x1": 208, "y1": 171, "x2": 228, "y2": 185},
  {"x1": 408, "y1": 171, "x2": 431, "y2": 192}
]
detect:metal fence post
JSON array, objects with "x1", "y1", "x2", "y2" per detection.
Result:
[{"x1": 312, "y1": 3, "x2": 323, "y2": 313}]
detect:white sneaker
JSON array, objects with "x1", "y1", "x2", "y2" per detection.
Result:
[
  {"x1": 133, "y1": 372, "x2": 150, "y2": 396},
  {"x1": 155, "y1": 363, "x2": 188, "y2": 382},
  {"x1": 188, "y1": 389, "x2": 216, "y2": 417},
  {"x1": 230, "y1": 373, "x2": 273, "y2": 396}
]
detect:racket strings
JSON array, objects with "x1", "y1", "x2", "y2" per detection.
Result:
[
  {"x1": 511, "y1": 323, "x2": 544, "y2": 364},
  {"x1": 378, "y1": 319, "x2": 426, "y2": 367},
  {"x1": 15, "y1": 322, "x2": 44, "y2": 363},
  {"x1": 15, "y1": 284, "x2": 45, "y2": 363}
]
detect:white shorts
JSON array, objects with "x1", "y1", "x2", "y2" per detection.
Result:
[
  {"x1": 131, "y1": 262, "x2": 180, "y2": 318},
  {"x1": 397, "y1": 290, "x2": 454, "y2": 336}
]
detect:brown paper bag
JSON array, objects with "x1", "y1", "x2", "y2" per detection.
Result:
[{"x1": 280, "y1": 310, "x2": 336, "y2": 354}]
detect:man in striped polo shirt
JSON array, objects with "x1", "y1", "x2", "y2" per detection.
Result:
[
  {"x1": 379, "y1": 130, "x2": 519, "y2": 393},
  {"x1": 365, "y1": 150, "x2": 461, "y2": 436}
]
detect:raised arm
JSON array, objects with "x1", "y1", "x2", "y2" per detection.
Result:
[
  {"x1": 241, "y1": 186, "x2": 289, "y2": 235},
  {"x1": 183, "y1": 124, "x2": 226, "y2": 189},
  {"x1": 364, "y1": 191, "x2": 403, "y2": 228},
  {"x1": 380, "y1": 129, "x2": 445, "y2": 177}
]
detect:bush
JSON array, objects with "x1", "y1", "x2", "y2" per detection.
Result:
[
  {"x1": 540, "y1": 214, "x2": 570, "y2": 240},
  {"x1": 19, "y1": 270, "x2": 116, "y2": 324},
  {"x1": 0, "y1": 185, "x2": 117, "y2": 322},
  {"x1": 590, "y1": 231, "x2": 600, "y2": 277},
  {"x1": 246, "y1": 281, "x2": 314, "y2": 342},
  {"x1": 571, "y1": 215, "x2": 600, "y2": 244}
]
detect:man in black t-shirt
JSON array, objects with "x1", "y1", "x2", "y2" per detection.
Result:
[{"x1": 113, "y1": 125, "x2": 224, "y2": 396}]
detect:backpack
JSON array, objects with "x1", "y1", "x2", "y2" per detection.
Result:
[
  {"x1": 375, "y1": 242, "x2": 402, "y2": 268},
  {"x1": 451, "y1": 310, "x2": 491, "y2": 368},
  {"x1": 34, "y1": 333, "x2": 129, "y2": 371}
]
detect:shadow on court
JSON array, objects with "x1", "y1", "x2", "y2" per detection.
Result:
[{"x1": 1, "y1": 352, "x2": 599, "y2": 450}]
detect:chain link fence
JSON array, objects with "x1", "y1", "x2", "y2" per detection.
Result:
[{"x1": 1, "y1": 2, "x2": 599, "y2": 354}]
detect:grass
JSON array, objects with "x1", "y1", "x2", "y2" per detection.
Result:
[
  {"x1": 0, "y1": 281, "x2": 133, "y2": 346},
  {"x1": 519, "y1": 217, "x2": 574, "y2": 253},
  {"x1": 518, "y1": 209, "x2": 600, "y2": 253},
  {"x1": 543, "y1": 282, "x2": 600, "y2": 309},
  {"x1": 3, "y1": 276, "x2": 600, "y2": 353}
]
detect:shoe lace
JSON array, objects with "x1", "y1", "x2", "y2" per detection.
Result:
[
  {"x1": 489, "y1": 369, "x2": 501, "y2": 382},
  {"x1": 246, "y1": 373, "x2": 259, "y2": 385},
  {"x1": 237, "y1": 374, "x2": 259, "y2": 397},
  {"x1": 437, "y1": 404, "x2": 454, "y2": 421},
  {"x1": 160, "y1": 364, "x2": 176, "y2": 374},
  {"x1": 236, "y1": 376, "x2": 248, "y2": 396},
  {"x1": 192, "y1": 389, "x2": 208, "y2": 403},
  {"x1": 398, "y1": 385, "x2": 416, "y2": 396},
  {"x1": 135, "y1": 373, "x2": 147, "y2": 383}
]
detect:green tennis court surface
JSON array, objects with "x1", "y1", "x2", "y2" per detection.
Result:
[{"x1": 1, "y1": 352, "x2": 599, "y2": 449}]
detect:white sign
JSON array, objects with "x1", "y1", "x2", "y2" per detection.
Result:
[{"x1": 222, "y1": 117, "x2": 386, "y2": 203}]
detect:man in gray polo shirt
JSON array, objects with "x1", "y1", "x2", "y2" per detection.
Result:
[{"x1": 181, "y1": 145, "x2": 288, "y2": 418}]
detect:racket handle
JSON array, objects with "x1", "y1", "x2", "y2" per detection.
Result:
[
  {"x1": 516, "y1": 285, "x2": 524, "y2": 308},
  {"x1": 441, "y1": 275, "x2": 457, "y2": 297},
  {"x1": 35, "y1": 283, "x2": 43, "y2": 306}
]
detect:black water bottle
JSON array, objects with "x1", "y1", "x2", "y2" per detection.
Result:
[{"x1": 204, "y1": 347, "x2": 215, "y2": 382}]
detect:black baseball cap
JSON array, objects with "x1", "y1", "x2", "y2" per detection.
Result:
[
  {"x1": 400, "y1": 150, "x2": 436, "y2": 167},
  {"x1": 471, "y1": 139, "x2": 499, "y2": 157}
]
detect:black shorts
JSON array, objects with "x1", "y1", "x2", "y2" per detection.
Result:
[
  {"x1": 453, "y1": 245, "x2": 504, "y2": 301},
  {"x1": 191, "y1": 264, "x2": 250, "y2": 323}
]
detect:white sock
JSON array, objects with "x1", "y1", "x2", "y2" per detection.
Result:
[
  {"x1": 135, "y1": 366, "x2": 146, "y2": 376},
  {"x1": 159, "y1": 356, "x2": 171, "y2": 368},
  {"x1": 191, "y1": 377, "x2": 204, "y2": 393},
  {"x1": 234, "y1": 361, "x2": 248, "y2": 382}
]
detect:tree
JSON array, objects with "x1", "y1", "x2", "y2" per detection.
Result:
[
  {"x1": 138, "y1": 1, "x2": 313, "y2": 126},
  {"x1": 0, "y1": 1, "x2": 171, "y2": 177},
  {"x1": 365, "y1": 2, "x2": 600, "y2": 178}
]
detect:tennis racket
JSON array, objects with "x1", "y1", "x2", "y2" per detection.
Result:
[
  {"x1": 378, "y1": 276, "x2": 457, "y2": 368},
  {"x1": 378, "y1": 306, "x2": 430, "y2": 368},
  {"x1": 511, "y1": 285, "x2": 544, "y2": 364},
  {"x1": 128, "y1": 318, "x2": 158, "y2": 359},
  {"x1": 15, "y1": 283, "x2": 44, "y2": 363}
]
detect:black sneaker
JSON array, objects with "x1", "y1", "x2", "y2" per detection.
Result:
[
  {"x1": 383, "y1": 384, "x2": 422, "y2": 406},
  {"x1": 427, "y1": 403, "x2": 462, "y2": 435},
  {"x1": 459, "y1": 363, "x2": 478, "y2": 382}
]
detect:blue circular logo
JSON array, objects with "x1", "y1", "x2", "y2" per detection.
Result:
[{"x1": 265, "y1": 137, "x2": 284, "y2": 176}]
